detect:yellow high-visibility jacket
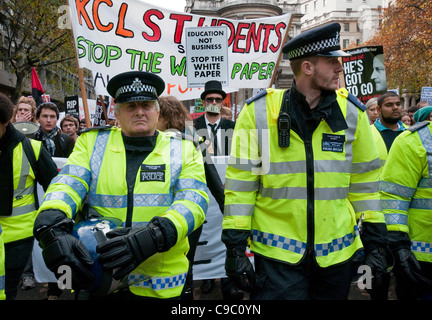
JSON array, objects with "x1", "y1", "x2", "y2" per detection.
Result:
[
  {"x1": 380, "y1": 121, "x2": 432, "y2": 263},
  {"x1": 223, "y1": 88, "x2": 384, "y2": 268},
  {"x1": 0, "y1": 225, "x2": 5, "y2": 300},
  {"x1": 370, "y1": 120, "x2": 407, "y2": 172},
  {"x1": 38, "y1": 128, "x2": 208, "y2": 298},
  {"x1": 0, "y1": 138, "x2": 44, "y2": 244}
]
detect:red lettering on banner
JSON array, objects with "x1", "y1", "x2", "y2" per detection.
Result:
[
  {"x1": 216, "y1": 19, "x2": 236, "y2": 45},
  {"x1": 116, "y1": 3, "x2": 134, "y2": 38},
  {"x1": 76, "y1": 0, "x2": 94, "y2": 29},
  {"x1": 170, "y1": 14, "x2": 193, "y2": 44},
  {"x1": 232, "y1": 22, "x2": 249, "y2": 53},
  {"x1": 261, "y1": 24, "x2": 275, "y2": 53},
  {"x1": 197, "y1": 17, "x2": 206, "y2": 27},
  {"x1": 246, "y1": 23, "x2": 263, "y2": 53},
  {"x1": 166, "y1": 83, "x2": 176, "y2": 95},
  {"x1": 270, "y1": 22, "x2": 287, "y2": 53},
  {"x1": 93, "y1": 0, "x2": 113, "y2": 32},
  {"x1": 142, "y1": 9, "x2": 163, "y2": 42}
]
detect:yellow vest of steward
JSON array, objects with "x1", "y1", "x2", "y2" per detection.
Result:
[
  {"x1": 0, "y1": 139, "x2": 42, "y2": 243},
  {"x1": 0, "y1": 225, "x2": 5, "y2": 300}
]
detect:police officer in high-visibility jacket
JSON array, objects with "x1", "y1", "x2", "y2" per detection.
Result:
[
  {"x1": 0, "y1": 93, "x2": 58, "y2": 300},
  {"x1": 222, "y1": 23, "x2": 391, "y2": 300},
  {"x1": 33, "y1": 71, "x2": 208, "y2": 299},
  {"x1": 380, "y1": 121, "x2": 432, "y2": 299}
]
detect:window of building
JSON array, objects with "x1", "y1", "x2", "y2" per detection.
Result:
[
  {"x1": 344, "y1": 23, "x2": 350, "y2": 32},
  {"x1": 343, "y1": 39, "x2": 350, "y2": 49}
]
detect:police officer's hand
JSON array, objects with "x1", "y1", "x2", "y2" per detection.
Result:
[
  {"x1": 96, "y1": 222, "x2": 164, "y2": 280},
  {"x1": 225, "y1": 248, "x2": 255, "y2": 292},
  {"x1": 364, "y1": 247, "x2": 393, "y2": 299},
  {"x1": 394, "y1": 248, "x2": 421, "y2": 285},
  {"x1": 38, "y1": 223, "x2": 95, "y2": 290}
]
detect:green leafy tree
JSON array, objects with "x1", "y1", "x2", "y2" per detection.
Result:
[
  {"x1": 0, "y1": 0, "x2": 75, "y2": 102},
  {"x1": 365, "y1": 0, "x2": 432, "y2": 94}
]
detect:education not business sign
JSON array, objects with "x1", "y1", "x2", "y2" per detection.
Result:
[
  {"x1": 68, "y1": 0, "x2": 291, "y2": 100},
  {"x1": 186, "y1": 26, "x2": 229, "y2": 87}
]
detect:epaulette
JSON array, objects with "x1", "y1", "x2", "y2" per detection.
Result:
[
  {"x1": 80, "y1": 126, "x2": 113, "y2": 134},
  {"x1": 245, "y1": 89, "x2": 267, "y2": 105},
  {"x1": 347, "y1": 93, "x2": 366, "y2": 112},
  {"x1": 166, "y1": 130, "x2": 200, "y2": 147},
  {"x1": 408, "y1": 121, "x2": 430, "y2": 132}
]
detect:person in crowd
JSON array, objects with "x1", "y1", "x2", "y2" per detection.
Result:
[
  {"x1": 0, "y1": 93, "x2": 58, "y2": 300},
  {"x1": 417, "y1": 100, "x2": 429, "y2": 109},
  {"x1": 11, "y1": 96, "x2": 38, "y2": 124},
  {"x1": 33, "y1": 102, "x2": 75, "y2": 158},
  {"x1": 60, "y1": 114, "x2": 79, "y2": 142},
  {"x1": 193, "y1": 81, "x2": 240, "y2": 297},
  {"x1": 370, "y1": 91, "x2": 406, "y2": 171},
  {"x1": 12, "y1": 98, "x2": 39, "y2": 292},
  {"x1": 79, "y1": 118, "x2": 88, "y2": 133},
  {"x1": 221, "y1": 23, "x2": 390, "y2": 300},
  {"x1": 33, "y1": 71, "x2": 208, "y2": 300},
  {"x1": 413, "y1": 105, "x2": 432, "y2": 123},
  {"x1": 193, "y1": 81, "x2": 235, "y2": 157},
  {"x1": 401, "y1": 111, "x2": 411, "y2": 126},
  {"x1": 365, "y1": 97, "x2": 379, "y2": 124},
  {"x1": 408, "y1": 106, "x2": 419, "y2": 125},
  {"x1": 220, "y1": 106, "x2": 233, "y2": 121},
  {"x1": 380, "y1": 119, "x2": 432, "y2": 299}
]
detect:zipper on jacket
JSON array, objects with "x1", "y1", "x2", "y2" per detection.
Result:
[{"x1": 304, "y1": 139, "x2": 315, "y2": 258}]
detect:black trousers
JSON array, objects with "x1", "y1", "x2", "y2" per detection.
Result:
[
  {"x1": 4, "y1": 237, "x2": 34, "y2": 300},
  {"x1": 251, "y1": 253, "x2": 353, "y2": 300}
]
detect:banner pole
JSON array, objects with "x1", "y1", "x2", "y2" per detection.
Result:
[
  {"x1": 68, "y1": 8, "x2": 92, "y2": 128},
  {"x1": 269, "y1": 14, "x2": 294, "y2": 88}
]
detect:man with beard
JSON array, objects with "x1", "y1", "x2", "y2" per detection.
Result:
[
  {"x1": 222, "y1": 23, "x2": 391, "y2": 300},
  {"x1": 371, "y1": 91, "x2": 407, "y2": 173}
]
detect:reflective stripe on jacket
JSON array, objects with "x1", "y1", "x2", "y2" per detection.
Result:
[
  {"x1": 223, "y1": 88, "x2": 384, "y2": 268},
  {"x1": 380, "y1": 121, "x2": 432, "y2": 263},
  {"x1": 0, "y1": 225, "x2": 5, "y2": 300},
  {"x1": 0, "y1": 139, "x2": 42, "y2": 243},
  {"x1": 38, "y1": 127, "x2": 208, "y2": 298}
]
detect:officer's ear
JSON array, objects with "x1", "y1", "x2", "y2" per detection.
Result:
[{"x1": 302, "y1": 60, "x2": 315, "y2": 76}]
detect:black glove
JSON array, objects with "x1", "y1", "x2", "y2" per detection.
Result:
[
  {"x1": 225, "y1": 247, "x2": 255, "y2": 292},
  {"x1": 394, "y1": 248, "x2": 421, "y2": 285},
  {"x1": 96, "y1": 221, "x2": 165, "y2": 280},
  {"x1": 364, "y1": 246, "x2": 394, "y2": 300},
  {"x1": 38, "y1": 219, "x2": 95, "y2": 290}
]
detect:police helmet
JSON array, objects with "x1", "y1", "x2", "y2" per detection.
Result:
[{"x1": 71, "y1": 217, "x2": 126, "y2": 296}]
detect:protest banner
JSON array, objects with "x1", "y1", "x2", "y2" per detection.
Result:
[
  {"x1": 421, "y1": 87, "x2": 432, "y2": 106},
  {"x1": 67, "y1": 0, "x2": 292, "y2": 101},
  {"x1": 186, "y1": 26, "x2": 229, "y2": 87},
  {"x1": 64, "y1": 95, "x2": 79, "y2": 118},
  {"x1": 343, "y1": 46, "x2": 386, "y2": 104}
]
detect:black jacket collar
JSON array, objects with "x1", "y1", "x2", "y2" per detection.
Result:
[{"x1": 290, "y1": 82, "x2": 348, "y2": 133}]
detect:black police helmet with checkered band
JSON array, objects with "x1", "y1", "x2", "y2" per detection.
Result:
[
  {"x1": 282, "y1": 23, "x2": 351, "y2": 60},
  {"x1": 107, "y1": 71, "x2": 165, "y2": 103}
]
